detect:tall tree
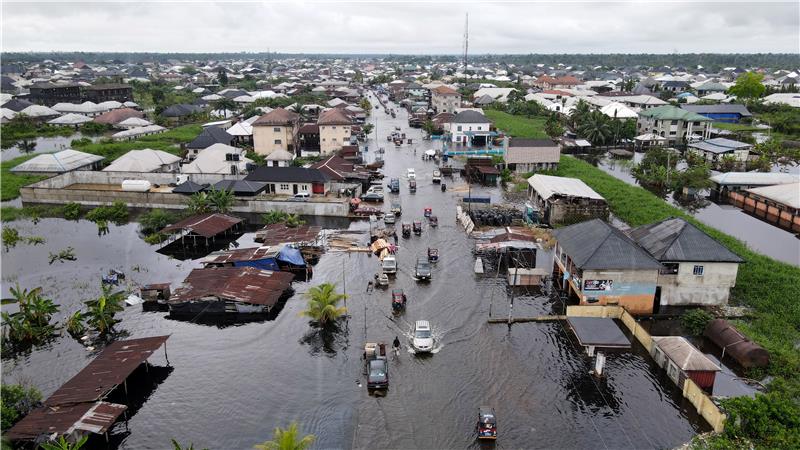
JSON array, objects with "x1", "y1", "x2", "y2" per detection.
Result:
[
  {"x1": 254, "y1": 422, "x2": 315, "y2": 450},
  {"x1": 728, "y1": 72, "x2": 766, "y2": 103},
  {"x1": 300, "y1": 283, "x2": 347, "y2": 326},
  {"x1": 577, "y1": 111, "x2": 611, "y2": 146}
]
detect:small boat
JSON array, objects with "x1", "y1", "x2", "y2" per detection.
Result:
[
  {"x1": 427, "y1": 247, "x2": 439, "y2": 263},
  {"x1": 429, "y1": 216, "x2": 438, "y2": 228},
  {"x1": 423, "y1": 207, "x2": 432, "y2": 218},
  {"x1": 476, "y1": 407, "x2": 497, "y2": 440},
  {"x1": 412, "y1": 221, "x2": 422, "y2": 235}
]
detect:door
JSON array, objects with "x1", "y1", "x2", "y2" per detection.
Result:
[
  {"x1": 653, "y1": 287, "x2": 662, "y2": 314},
  {"x1": 293, "y1": 184, "x2": 299, "y2": 195}
]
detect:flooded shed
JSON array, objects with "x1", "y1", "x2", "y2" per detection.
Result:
[
  {"x1": 704, "y1": 319, "x2": 770, "y2": 368},
  {"x1": 651, "y1": 336, "x2": 720, "y2": 390}
]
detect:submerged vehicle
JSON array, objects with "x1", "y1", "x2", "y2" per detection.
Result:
[
  {"x1": 429, "y1": 215, "x2": 438, "y2": 227},
  {"x1": 414, "y1": 258, "x2": 432, "y2": 281},
  {"x1": 409, "y1": 180, "x2": 417, "y2": 193},
  {"x1": 412, "y1": 320, "x2": 433, "y2": 353},
  {"x1": 391, "y1": 289, "x2": 406, "y2": 312},
  {"x1": 427, "y1": 248, "x2": 439, "y2": 263},
  {"x1": 382, "y1": 255, "x2": 397, "y2": 274},
  {"x1": 401, "y1": 222, "x2": 411, "y2": 238},
  {"x1": 365, "y1": 343, "x2": 388, "y2": 389},
  {"x1": 477, "y1": 407, "x2": 497, "y2": 440},
  {"x1": 413, "y1": 220, "x2": 422, "y2": 235},
  {"x1": 423, "y1": 207, "x2": 432, "y2": 218}
]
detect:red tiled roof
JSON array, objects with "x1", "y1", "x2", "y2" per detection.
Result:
[
  {"x1": 93, "y1": 108, "x2": 143, "y2": 124},
  {"x1": 252, "y1": 107, "x2": 300, "y2": 126},
  {"x1": 317, "y1": 108, "x2": 353, "y2": 125},
  {"x1": 432, "y1": 85, "x2": 459, "y2": 96},
  {"x1": 542, "y1": 89, "x2": 574, "y2": 96}
]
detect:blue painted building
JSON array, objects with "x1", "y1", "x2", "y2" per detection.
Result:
[{"x1": 681, "y1": 104, "x2": 752, "y2": 123}]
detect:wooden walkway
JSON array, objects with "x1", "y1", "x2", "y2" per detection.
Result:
[{"x1": 488, "y1": 315, "x2": 566, "y2": 324}]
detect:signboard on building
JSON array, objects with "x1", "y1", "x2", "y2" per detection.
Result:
[{"x1": 584, "y1": 279, "x2": 613, "y2": 291}]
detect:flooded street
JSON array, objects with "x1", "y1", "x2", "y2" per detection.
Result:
[
  {"x1": 595, "y1": 153, "x2": 800, "y2": 266},
  {"x1": 1, "y1": 97, "x2": 708, "y2": 449}
]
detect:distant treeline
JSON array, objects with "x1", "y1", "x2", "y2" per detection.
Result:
[{"x1": 1, "y1": 52, "x2": 797, "y2": 71}]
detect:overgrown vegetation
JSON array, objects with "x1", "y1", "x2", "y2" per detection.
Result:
[
  {"x1": 84, "y1": 201, "x2": 129, "y2": 225},
  {"x1": 0, "y1": 114, "x2": 75, "y2": 149},
  {"x1": 48, "y1": 247, "x2": 76, "y2": 264},
  {"x1": 555, "y1": 155, "x2": 800, "y2": 448},
  {"x1": 1, "y1": 285, "x2": 60, "y2": 351},
  {"x1": 0, "y1": 155, "x2": 49, "y2": 201},
  {"x1": 1, "y1": 383, "x2": 42, "y2": 430},
  {"x1": 484, "y1": 110, "x2": 548, "y2": 139},
  {"x1": 70, "y1": 124, "x2": 201, "y2": 161},
  {"x1": 681, "y1": 309, "x2": 714, "y2": 336},
  {"x1": 262, "y1": 211, "x2": 306, "y2": 228}
]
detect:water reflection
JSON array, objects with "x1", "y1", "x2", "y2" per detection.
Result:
[{"x1": 299, "y1": 321, "x2": 349, "y2": 358}]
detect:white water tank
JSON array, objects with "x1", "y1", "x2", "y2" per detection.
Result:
[{"x1": 121, "y1": 179, "x2": 152, "y2": 192}]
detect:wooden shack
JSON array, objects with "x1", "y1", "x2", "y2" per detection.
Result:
[{"x1": 651, "y1": 336, "x2": 720, "y2": 391}]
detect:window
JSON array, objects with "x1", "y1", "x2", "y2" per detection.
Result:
[
  {"x1": 671, "y1": 120, "x2": 678, "y2": 125},
  {"x1": 280, "y1": 184, "x2": 290, "y2": 190},
  {"x1": 273, "y1": 127, "x2": 281, "y2": 132},
  {"x1": 477, "y1": 126, "x2": 482, "y2": 131},
  {"x1": 660, "y1": 263, "x2": 679, "y2": 275},
  {"x1": 274, "y1": 139, "x2": 282, "y2": 144},
  {"x1": 301, "y1": 184, "x2": 308, "y2": 191},
  {"x1": 332, "y1": 126, "x2": 337, "y2": 130},
  {"x1": 457, "y1": 125, "x2": 462, "y2": 131},
  {"x1": 693, "y1": 265, "x2": 704, "y2": 276}
]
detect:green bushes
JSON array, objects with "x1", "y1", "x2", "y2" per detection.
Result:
[
  {"x1": 62, "y1": 202, "x2": 81, "y2": 220},
  {"x1": 78, "y1": 122, "x2": 110, "y2": 135},
  {"x1": 139, "y1": 209, "x2": 175, "y2": 234},
  {"x1": 1, "y1": 384, "x2": 42, "y2": 430},
  {"x1": 84, "y1": 201, "x2": 129, "y2": 224},
  {"x1": 681, "y1": 309, "x2": 713, "y2": 335}
]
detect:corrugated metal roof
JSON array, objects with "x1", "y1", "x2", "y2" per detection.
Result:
[
  {"x1": 255, "y1": 224, "x2": 322, "y2": 246},
  {"x1": 161, "y1": 213, "x2": 242, "y2": 238},
  {"x1": 10, "y1": 150, "x2": 104, "y2": 173},
  {"x1": 710, "y1": 172, "x2": 800, "y2": 187},
  {"x1": 688, "y1": 138, "x2": 751, "y2": 154},
  {"x1": 46, "y1": 336, "x2": 169, "y2": 406},
  {"x1": 746, "y1": 182, "x2": 800, "y2": 208},
  {"x1": 567, "y1": 317, "x2": 631, "y2": 348},
  {"x1": 5, "y1": 401, "x2": 127, "y2": 441},
  {"x1": 201, "y1": 246, "x2": 277, "y2": 264},
  {"x1": 628, "y1": 217, "x2": 744, "y2": 263},
  {"x1": 169, "y1": 267, "x2": 293, "y2": 306},
  {"x1": 527, "y1": 174, "x2": 605, "y2": 201},
  {"x1": 652, "y1": 336, "x2": 720, "y2": 371},
  {"x1": 553, "y1": 219, "x2": 663, "y2": 270}
]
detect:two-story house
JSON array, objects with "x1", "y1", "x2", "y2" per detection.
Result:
[
  {"x1": 450, "y1": 110, "x2": 491, "y2": 146},
  {"x1": 430, "y1": 85, "x2": 461, "y2": 114},
  {"x1": 252, "y1": 107, "x2": 300, "y2": 157},
  {"x1": 317, "y1": 108, "x2": 353, "y2": 155},
  {"x1": 637, "y1": 105, "x2": 712, "y2": 146}
]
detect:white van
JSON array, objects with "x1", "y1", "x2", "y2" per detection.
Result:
[
  {"x1": 407, "y1": 168, "x2": 416, "y2": 179},
  {"x1": 381, "y1": 255, "x2": 397, "y2": 274}
]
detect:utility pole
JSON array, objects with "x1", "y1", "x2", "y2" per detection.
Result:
[{"x1": 462, "y1": 13, "x2": 469, "y2": 88}]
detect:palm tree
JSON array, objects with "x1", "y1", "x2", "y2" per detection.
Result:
[
  {"x1": 171, "y1": 439, "x2": 207, "y2": 450},
  {"x1": 300, "y1": 283, "x2": 347, "y2": 326},
  {"x1": 84, "y1": 283, "x2": 125, "y2": 335},
  {"x1": 254, "y1": 422, "x2": 315, "y2": 450},
  {"x1": 570, "y1": 99, "x2": 592, "y2": 130},
  {"x1": 578, "y1": 111, "x2": 612, "y2": 147},
  {"x1": 187, "y1": 192, "x2": 211, "y2": 215},
  {"x1": 206, "y1": 188, "x2": 234, "y2": 214},
  {"x1": 284, "y1": 214, "x2": 305, "y2": 228}
]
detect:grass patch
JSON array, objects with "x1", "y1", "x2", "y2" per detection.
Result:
[
  {"x1": 71, "y1": 124, "x2": 202, "y2": 161},
  {"x1": 1, "y1": 155, "x2": 49, "y2": 201},
  {"x1": 713, "y1": 122, "x2": 761, "y2": 132},
  {"x1": 484, "y1": 110, "x2": 548, "y2": 139},
  {"x1": 555, "y1": 155, "x2": 800, "y2": 438}
]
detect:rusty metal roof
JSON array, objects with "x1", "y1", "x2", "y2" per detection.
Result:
[
  {"x1": 46, "y1": 336, "x2": 170, "y2": 406},
  {"x1": 5, "y1": 402, "x2": 127, "y2": 441},
  {"x1": 254, "y1": 224, "x2": 322, "y2": 246},
  {"x1": 169, "y1": 267, "x2": 294, "y2": 306},
  {"x1": 201, "y1": 246, "x2": 278, "y2": 265},
  {"x1": 161, "y1": 213, "x2": 243, "y2": 238}
]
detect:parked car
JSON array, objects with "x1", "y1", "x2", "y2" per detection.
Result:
[
  {"x1": 291, "y1": 192, "x2": 310, "y2": 201},
  {"x1": 415, "y1": 258, "x2": 432, "y2": 281},
  {"x1": 361, "y1": 192, "x2": 384, "y2": 202},
  {"x1": 412, "y1": 320, "x2": 433, "y2": 353}
]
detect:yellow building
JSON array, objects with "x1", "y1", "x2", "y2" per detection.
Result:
[
  {"x1": 317, "y1": 108, "x2": 353, "y2": 155},
  {"x1": 252, "y1": 108, "x2": 300, "y2": 156}
]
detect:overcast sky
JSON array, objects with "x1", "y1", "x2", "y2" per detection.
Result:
[{"x1": 2, "y1": 1, "x2": 798, "y2": 54}]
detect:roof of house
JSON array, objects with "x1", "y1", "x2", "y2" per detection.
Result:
[
  {"x1": 639, "y1": 105, "x2": 712, "y2": 122},
  {"x1": 553, "y1": 219, "x2": 663, "y2": 270},
  {"x1": 161, "y1": 103, "x2": 204, "y2": 117},
  {"x1": 169, "y1": 267, "x2": 294, "y2": 306},
  {"x1": 187, "y1": 126, "x2": 233, "y2": 149},
  {"x1": 317, "y1": 108, "x2": 353, "y2": 125},
  {"x1": 10, "y1": 149, "x2": 104, "y2": 173},
  {"x1": 600, "y1": 102, "x2": 639, "y2": 119},
  {"x1": 181, "y1": 143, "x2": 250, "y2": 174},
  {"x1": 310, "y1": 155, "x2": 356, "y2": 180},
  {"x1": 688, "y1": 137, "x2": 752, "y2": 154},
  {"x1": 93, "y1": 107, "x2": 144, "y2": 124},
  {"x1": 709, "y1": 172, "x2": 800, "y2": 187},
  {"x1": 117, "y1": 117, "x2": 152, "y2": 127},
  {"x1": 111, "y1": 124, "x2": 166, "y2": 140},
  {"x1": 1, "y1": 98, "x2": 34, "y2": 112},
  {"x1": 527, "y1": 174, "x2": 605, "y2": 201},
  {"x1": 48, "y1": 113, "x2": 93, "y2": 125},
  {"x1": 102, "y1": 149, "x2": 180, "y2": 172},
  {"x1": 20, "y1": 104, "x2": 59, "y2": 117},
  {"x1": 171, "y1": 180, "x2": 209, "y2": 194},
  {"x1": 298, "y1": 123, "x2": 320, "y2": 134},
  {"x1": 508, "y1": 138, "x2": 558, "y2": 148},
  {"x1": 265, "y1": 149, "x2": 295, "y2": 161},
  {"x1": 746, "y1": 182, "x2": 800, "y2": 209},
  {"x1": 681, "y1": 104, "x2": 752, "y2": 117},
  {"x1": 695, "y1": 81, "x2": 728, "y2": 92},
  {"x1": 226, "y1": 121, "x2": 253, "y2": 136},
  {"x1": 628, "y1": 217, "x2": 744, "y2": 263},
  {"x1": 162, "y1": 213, "x2": 242, "y2": 238},
  {"x1": 431, "y1": 85, "x2": 460, "y2": 96},
  {"x1": 652, "y1": 336, "x2": 721, "y2": 372},
  {"x1": 244, "y1": 166, "x2": 328, "y2": 183},
  {"x1": 85, "y1": 83, "x2": 131, "y2": 91},
  {"x1": 567, "y1": 317, "x2": 631, "y2": 348},
  {"x1": 252, "y1": 107, "x2": 299, "y2": 126},
  {"x1": 211, "y1": 179, "x2": 268, "y2": 194},
  {"x1": 452, "y1": 110, "x2": 490, "y2": 124}
]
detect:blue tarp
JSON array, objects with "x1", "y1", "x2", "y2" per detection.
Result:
[
  {"x1": 278, "y1": 247, "x2": 306, "y2": 267},
  {"x1": 233, "y1": 259, "x2": 279, "y2": 271}
]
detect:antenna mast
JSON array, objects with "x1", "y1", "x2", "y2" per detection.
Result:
[{"x1": 462, "y1": 13, "x2": 469, "y2": 87}]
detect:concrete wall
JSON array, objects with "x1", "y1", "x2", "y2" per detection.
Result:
[
  {"x1": 581, "y1": 269, "x2": 659, "y2": 315},
  {"x1": 566, "y1": 304, "x2": 726, "y2": 433},
  {"x1": 319, "y1": 125, "x2": 351, "y2": 155},
  {"x1": 659, "y1": 262, "x2": 739, "y2": 306},
  {"x1": 253, "y1": 125, "x2": 294, "y2": 155}
]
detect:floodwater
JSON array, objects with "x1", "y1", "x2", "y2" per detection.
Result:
[
  {"x1": 593, "y1": 153, "x2": 800, "y2": 266},
  {"x1": 1, "y1": 97, "x2": 708, "y2": 449},
  {"x1": 1, "y1": 132, "x2": 100, "y2": 161}
]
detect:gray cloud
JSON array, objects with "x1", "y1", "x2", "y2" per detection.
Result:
[{"x1": 1, "y1": 1, "x2": 798, "y2": 53}]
